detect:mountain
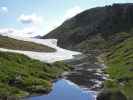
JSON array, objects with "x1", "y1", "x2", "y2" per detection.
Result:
[
  {"x1": 44, "y1": 3, "x2": 133, "y2": 100},
  {"x1": 44, "y1": 3, "x2": 133, "y2": 50},
  {"x1": 34, "y1": 35, "x2": 42, "y2": 39}
]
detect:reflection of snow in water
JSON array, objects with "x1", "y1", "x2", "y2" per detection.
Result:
[
  {"x1": 0, "y1": 33, "x2": 80, "y2": 63},
  {"x1": 28, "y1": 79, "x2": 96, "y2": 100}
]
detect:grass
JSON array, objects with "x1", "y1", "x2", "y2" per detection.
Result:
[
  {"x1": 104, "y1": 37, "x2": 133, "y2": 100},
  {"x1": 0, "y1": 35, "x2": 56, "y2": 52},
  {"x1": 0, "y1": 51, "x2": 71, "y2": 99},
  {"x1": 76, "y1": 37, "x2": 108, "y2": 52}
]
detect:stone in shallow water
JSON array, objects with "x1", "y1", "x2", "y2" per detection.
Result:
[{"x1": 28, "y1": 79, "x2": 96, "y2": 100}]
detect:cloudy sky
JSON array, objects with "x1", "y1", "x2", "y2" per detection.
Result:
[{"x1": 0, "y1": 0, "x2": 133, "y2": 37}]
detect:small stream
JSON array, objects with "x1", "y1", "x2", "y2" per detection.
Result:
[
  {"x1": 63, "y1": 53, "x2": 106, "y2": 91},
  {"x1": 27, "y1": 52, "x2": 106, "y2": 100}
]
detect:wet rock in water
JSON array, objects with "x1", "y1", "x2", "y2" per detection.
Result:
[
  {"x1": 96, "y1": 90, "x2": 127, "y2": 100},
  {"x1": 64, "y1": 53, "x2": 106, "y2": 91}
]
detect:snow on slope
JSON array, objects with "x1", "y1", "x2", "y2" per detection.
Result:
[{"x1": 0, "y1": 33, "x2": 81, "y2": 63}]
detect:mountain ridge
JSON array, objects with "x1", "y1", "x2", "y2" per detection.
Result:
[{"x1": 44, "y1": 3, "x2": 133, "y2": 50}]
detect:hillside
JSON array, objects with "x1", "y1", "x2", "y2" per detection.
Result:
[
  {"x1": 0, "y1": 35, "x2": 79, "y2": 99},
  {"x1": 0, "y1": 35, "x2": 55, "y2": 52},
  {"x1": 0, "y1": 51, "x2": 71, "y2": 99},
  {"x1": 44, "y1": 3, "x2": 133, "y2": 100},
  {"x1": 44, "y1": 3, "x2": 133, "y2": 50},
  {"x1": 101, "y1": 37, "x2": 133, "y2": 100}
]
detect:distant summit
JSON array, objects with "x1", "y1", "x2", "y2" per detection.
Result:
[{"x1": 34, "y1": 35, "x2": 42, "y2": 38}]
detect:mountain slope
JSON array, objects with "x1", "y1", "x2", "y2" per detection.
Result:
[
  {"x1": 44, "y1": 3, "x2": 133, "y2": 50},
  {"x1": 102, "y1": 37, "x2": 133, "y2": 100},
  {"x1": 0, "y1": 51, "x2": 71, "y2": 99},
  {"x1": 0, "y1": 35, "x2": 55, "y2": 52},
  {"x1": 44, "y1": 3, "x2": 133, "y2": 100}
]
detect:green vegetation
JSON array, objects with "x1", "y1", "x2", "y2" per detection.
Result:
[
  {"x1": 0, "y1": 51, "x2": 71, "y2": 99},
  {"x1": 104, "y1": 37, "x2": 133, "y2": 100},
  {"x1": 75, "y1": 35, "x2": 108, "y2": 52},
  {"x1": 0, "y1": 35, "x2": 55, "y2": 52}
]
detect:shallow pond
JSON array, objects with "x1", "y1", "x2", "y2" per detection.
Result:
[{"x1": 27, "y1": 79, "x2": 96, "y2": 100}]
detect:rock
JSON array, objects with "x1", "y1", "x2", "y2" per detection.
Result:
[{"x1": 97, "y1": 90, "x2": 127, "y2": 100}]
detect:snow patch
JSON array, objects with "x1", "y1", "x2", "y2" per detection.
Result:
[{"x1": 0, "y1": 33, "x2": 81, "y2": 63}]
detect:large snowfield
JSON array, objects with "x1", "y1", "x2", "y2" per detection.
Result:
[{"x1": 0, "y1": 33, "x2": 80, "y2": 63}]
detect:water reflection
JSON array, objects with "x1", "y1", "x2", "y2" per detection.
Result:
[{"x1": 28, "y1": 79, "x2": 96, "y2": 100}]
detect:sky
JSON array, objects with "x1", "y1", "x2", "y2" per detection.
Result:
[{"x1": 0, "y1": 0, "x2": 133, "y2": 37}]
